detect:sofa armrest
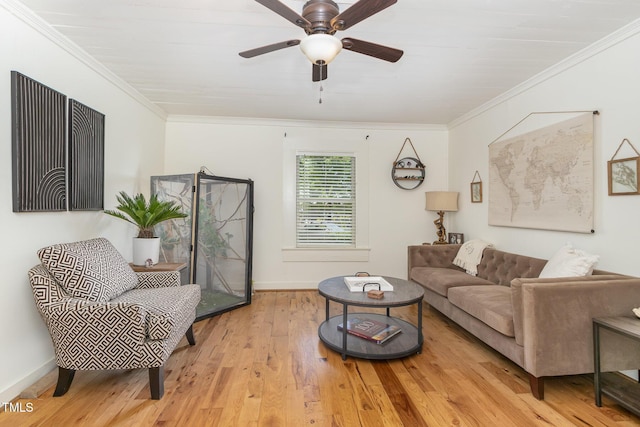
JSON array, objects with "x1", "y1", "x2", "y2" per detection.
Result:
[
  {"x1": 511, "y1": 276, "x2": 640, "y2": 377},
  {"x1": 135, "y1": 271, "x2": 181, "y2": 289},
  {"x1": 407, "y1": 244, "x2": 462, "y2": 278},
  {"x1": 511, "y1": 275, "x2": 629, "y2": 346}
]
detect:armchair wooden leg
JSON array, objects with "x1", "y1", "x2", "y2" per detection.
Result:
[
  {"x1": 529, "y1": 374, "x2": 544, "y2": 400},
  {"x1": 149, "y1": 366, "x2": 164, "y2": 400},
  {"x1": 186, "y1": 325, "x2": 196, "y2": 346},
  {"x1": 53, "y1": 367, "x2": 75, "y2": 397}
]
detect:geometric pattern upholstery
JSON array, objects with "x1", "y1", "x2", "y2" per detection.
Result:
[
  {"x1": 37, "y1": 238, "x2": 140, "y2": 302},
  {"x1": 111, "y1": 286, "x2": 196, "y2": 340},
  {"x1": 29, "y1": 239, "x2": 200, "y2": 373}
]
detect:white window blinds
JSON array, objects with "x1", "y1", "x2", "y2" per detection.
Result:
[{"x1": 296, "y1": 154, "x2": 356, "y2": 247}]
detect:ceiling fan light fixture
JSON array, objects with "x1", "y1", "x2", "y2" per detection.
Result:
[{"x1": 300, "y1": 34, "x2": 342, "y2": 65}]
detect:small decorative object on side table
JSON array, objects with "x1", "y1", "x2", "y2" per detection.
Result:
[
  {"x1": 367, "y1": 290, "x2": 384, "y2": 299},
  {"x1": 130, "y1": 262, "x2": 188, "y2": 285},
  {"x1": 448, "y1": 233, "x2": 464, "y2": 244}
]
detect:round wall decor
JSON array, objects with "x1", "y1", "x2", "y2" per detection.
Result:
[
  {"x1": 392, "y1": 138, "x2": 425, "y2": 190},
  {"x1": 392, "y1": 157, "x2": 425, "y2": 189}
]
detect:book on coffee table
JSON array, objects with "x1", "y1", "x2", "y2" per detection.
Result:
[
  {"x1": 337, "y1": 317, "x2": 402, "y2": 344},
  {"x1": 343, "y1": 276, "x2": 394, "y2": 292}
]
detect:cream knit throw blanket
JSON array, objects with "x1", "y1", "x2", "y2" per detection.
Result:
[{"x1": 453, "y1": 239, "x2": 493, "y2": 276}]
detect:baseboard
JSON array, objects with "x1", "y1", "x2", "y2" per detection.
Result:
[
  {"x1": 19, "y1": 368, "x2": 57, "y2": 399},
  {"x1": 253, "y1": 281, "x2": 317, "y2": 291},
  {"x1": 0, "y1": 358, "x2": 56, "y2": 403}
]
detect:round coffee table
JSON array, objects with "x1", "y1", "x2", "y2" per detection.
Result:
[{"x1": 317, "y1": 276, "x2": 424, "y2": 360}]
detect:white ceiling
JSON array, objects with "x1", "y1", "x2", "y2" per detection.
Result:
[{"x1": 13, "y1": 0, "x2": 640, "y2": 125}]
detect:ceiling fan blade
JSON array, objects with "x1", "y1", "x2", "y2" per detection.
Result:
[
  {"x1": 331, "y1": 0, "x2": 397, "y2": 31},
  {"x1": 254, "y1": 0, "x2": 311, "y2": 30},
  {"x1": 312, "y1": 64, "x2": 328, "y2": 82},
  {"x1": 341, "y1": 38, "x2": 403, "y2": 62},
  {"x1": 239, "y1": 40, "x2": 301, "y2": 58}
]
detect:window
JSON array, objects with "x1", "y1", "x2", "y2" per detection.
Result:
[
  {"x1": 282, "y1": 134, "x2": 369, "y2": 262},
  {"x1": 296, "y1": 154, "x2": 355, "y2": 247}
]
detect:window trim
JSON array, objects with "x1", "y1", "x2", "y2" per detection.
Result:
[{"x1": 282, "y1": 137, "x2": 369, "y2": 262}]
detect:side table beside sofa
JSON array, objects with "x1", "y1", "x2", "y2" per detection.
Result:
[{"x1": 408, "y1": 243, "x2": 640, "y2": 400}]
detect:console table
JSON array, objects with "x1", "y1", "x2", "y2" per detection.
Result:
[{"x1": 318, "y1": 276, "x2": 424, "y2": 360}]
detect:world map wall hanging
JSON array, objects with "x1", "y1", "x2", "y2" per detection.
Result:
[{"x1": 488, "y1": 111, "x2": 597, "y2": 233}]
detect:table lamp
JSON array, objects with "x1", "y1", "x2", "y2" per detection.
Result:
[{"x1": 425, "y1": 191, "x2": 459, "y2": 245}]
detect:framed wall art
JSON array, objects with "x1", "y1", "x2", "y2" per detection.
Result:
[
  {"x1": 448, "y1": 232, "x2": 464, "y2": 244},
  {"x1": 608, "y1": 139, "x2": 640, "y2": 195},
  {"x1": 470, "y1": 170, "x2": 482, "y2": 203},
  {"x1": 471, "y1": 182, "x2": 482, "y2": 203},
  {"x1": 608, "y1": 157, "x2": 639, "y2": 195}
]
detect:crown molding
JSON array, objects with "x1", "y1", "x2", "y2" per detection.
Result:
[
  {"x1": 448, "y1": 18, "x2": 640, "y2": 129},
  {"x1": 2, "y1": 0, "x2": 167, "y2": 120},
  {"x1": 166, "y1": 114, "x2": 448, "y2": 131}
]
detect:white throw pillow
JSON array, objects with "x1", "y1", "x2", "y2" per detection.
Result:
[{"x1": 539, "y1": 243, "x2": 599, "y2": 278}]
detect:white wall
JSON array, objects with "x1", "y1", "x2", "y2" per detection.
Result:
[
  {"x1": 0, "y1": 3, "x2": 166, "y2": 402},
  {"x1": 165, "y1": 118, "x2": 449, "y2": 289},
  {"x1": 448, "y1": 24, "x2": 640, "y2": 276},
  {"x1": 9, "y1": 0, "x2": 637, "y2": 406}
]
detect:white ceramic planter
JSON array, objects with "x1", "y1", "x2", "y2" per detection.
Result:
[{"x1": 132, "y1": 237, "x2": 160, "y2": 266}]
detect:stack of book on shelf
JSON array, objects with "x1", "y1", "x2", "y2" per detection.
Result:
[
  {"x1": 343, "y1": 276, "x2": 394, "y2": 292},
  {"x1": 337, "y1": 317, "x2": 402, "y2": 344}
]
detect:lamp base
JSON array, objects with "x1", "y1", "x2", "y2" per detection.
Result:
[{"x1": 432, "y1": 210, "x2": 448, "y2": 245}]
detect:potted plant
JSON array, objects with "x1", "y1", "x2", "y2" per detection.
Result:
[{"x1": 104, "y1": 191, "x2": 188, "y2": 266}]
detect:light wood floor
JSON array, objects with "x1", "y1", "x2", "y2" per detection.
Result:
[{"x1": 2, "y1": 290, "x2": 640, "y2": 426}]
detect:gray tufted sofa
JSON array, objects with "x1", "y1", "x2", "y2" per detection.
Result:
[
  {"x1": 408, "y1": 244, "x2": 640, "y2": 400},
  {"x1": 29, "y1": 237, "x2": 201, "y2": 399}
]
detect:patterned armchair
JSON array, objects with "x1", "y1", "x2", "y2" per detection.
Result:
[{"x1": 28, "y1": 238, "x2": 201, "y2": 399}]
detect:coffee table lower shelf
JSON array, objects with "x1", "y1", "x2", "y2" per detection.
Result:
[{"x1": 318, "y1": 313, "x2": 423, "y2": 360}]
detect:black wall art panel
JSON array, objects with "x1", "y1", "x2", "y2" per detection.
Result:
[
  {"x1": 10, "y1": 71, "x2": 106, "y2": 212},
  {"x1": 11, "y1": 71, "x2": 67, "y2": 212},
  {"x1": 68, "y1": 99, "x2": 105, "y2": 210}
]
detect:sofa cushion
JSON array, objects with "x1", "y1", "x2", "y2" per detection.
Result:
[
  {"x1": 111, "y1": 284, "x2": 200, "y2": 340},
  {"x1": 38, "y1": 238, "x2": 138, "y2": 302},
  {"x1": 448, "y1": 285, "x2": 515, "y2": 337},
  {"x1": 477, "y1": 248, "x2": 547, "y2": 286},
  {"x1": 539, "y1": 243, "x2": 599, "y2": 278},
  {"x1": 410, "y1": 267, "x2": 495, "y2": 297}
]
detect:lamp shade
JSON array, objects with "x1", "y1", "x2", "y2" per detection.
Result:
[
  {"x1": 425, "y1": 191, "x2": 459, "y2": 212},
  {"x1": 299, "y1": 34, "x2": 343, "y2": 65}
]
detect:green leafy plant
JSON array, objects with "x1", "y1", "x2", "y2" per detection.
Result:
[{"x1": 104, "y1": 191, "x2": 188, "y2": 238}]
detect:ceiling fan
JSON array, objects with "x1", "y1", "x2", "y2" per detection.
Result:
[{"x1": 239, "y1": 0, "x2": 403, "y2": 82}]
